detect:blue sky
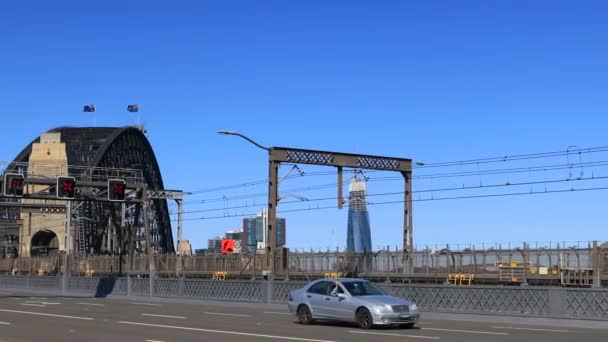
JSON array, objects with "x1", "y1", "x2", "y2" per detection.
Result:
[{"x1": 1, "y1": 1, "x2": 607, "y2": 251}]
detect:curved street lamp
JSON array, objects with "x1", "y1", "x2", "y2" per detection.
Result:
[
  {"x1": 218, "y1": 130, "x2": 277, "y2": 275},
  {"x1": 217, "y1": 130, "x2": 270, "y2": 152}
]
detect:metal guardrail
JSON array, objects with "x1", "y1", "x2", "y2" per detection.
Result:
[
  {"x1": 2, "y1": 244, "x2": 606, "y2": 286},
  {"x1": 1, "y1": 275, "x2": 607, "y2": 320}
]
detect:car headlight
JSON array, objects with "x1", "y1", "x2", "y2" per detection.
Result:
[
  {"x1": 409, "y1": 303, "x2": 418, "y2": 312},
  {"x1": 373, "y1": 304, "x2": 393, "y2": 314}
]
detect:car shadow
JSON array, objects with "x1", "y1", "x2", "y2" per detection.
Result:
[
  {"x1": 94, "y1": 276, "x2": 116, "y2": 298},
  {"x1": 0, "y1": 295, "x2": 93, "y2": 299},
  {"x1": 294, "y1": 320, "x2": 419, "y2": 330}
]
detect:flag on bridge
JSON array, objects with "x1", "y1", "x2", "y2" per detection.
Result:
[
  {"x1": 83, "y1": 104, "x2": 96, "y2": 112},
  {"x1": 127, "y1": 104, "x2": 139, "y2": 112}
]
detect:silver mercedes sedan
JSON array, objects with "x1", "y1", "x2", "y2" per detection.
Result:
[{"x1": 287, "y1": 278, "x2": 419, "y2": 329}]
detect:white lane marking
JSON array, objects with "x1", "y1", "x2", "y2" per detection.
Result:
[
  {"x1": 0, "y1": 321, "x2": 11, "y2": 325},
  {"x1": 8, "y1": 297, "x2": 21, "y2": 300},
  {"x1": 492, "y1": 326, "x2": 571, "y2": 333},
  {"x1": 0, "y1": 291, "x2": 13, "y2": 295},
  {"x1": 131, "y1": 302, "x2": 163, "y2": 307},
  {"x1": 204, "y1": 312, "x2": 252, "y2": 318},
  {"x1": 349, "y1": 331, "x2": 439, "y2": 339},
  {"x1": 25, "y1": 301, "x2": 60, "y2": 305},
  {"x1": 0, "y1": 309, "x2": 93, "y2": 320},
  {"x1": 264, "y1": 311, "x2": 292, "y2": 315},
  {"x1": 142, "y1": 314, "x2": 186, "y2": 320},
  {"x1": 146, "y1": 340, "x2": 165, "y2": 342},
  {"x1": 119, "y1": 321, "x2": 336, "y2": 342},
  {"x1": 78, "y1": 303, "x2": 105, "y2": 307},
  {"x1": 422, "y1": 327, "x2": 508, "y2": 336},
  {"x1": 20, "y1": 303, "x2": 46, "y2": 307}
]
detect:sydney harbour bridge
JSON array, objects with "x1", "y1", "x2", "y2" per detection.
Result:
[{"x1": 0, "y1": 126, "x2": 175, "y2": 259}]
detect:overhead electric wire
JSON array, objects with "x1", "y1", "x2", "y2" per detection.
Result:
[
  {"x1": 413, "y1": 146, "x2": 608, "y2": 169},
  {"x1": 173, "y1": 159, "x2": 608, "y2": 206},
  {"x1": 182, "y1": 145, "x2": 608, "y2": 197},
  {"x1": 177, "y1": 175, "x2": 608, "y2": 216},
  {"x1": 175, "y1": 185, "x2": 608, "y2": 222},
  {"x1": 187, "y1": 170, "x2": 340, "y2": 195}
]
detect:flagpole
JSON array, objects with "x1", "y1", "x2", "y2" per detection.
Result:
[
  {"x1": 84, "y1": 104, "x2": 96, "y2": 126},
  {"x1": 127, "y1": 104, "x2": 140, "y2": 126}
]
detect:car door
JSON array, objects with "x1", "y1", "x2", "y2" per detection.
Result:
[
  {"x1": 323, "y1": 282, "x2": 354, "y2": 321},
  {"x1": 305, "y1": 281, "x2": 331, "y2": 317}
]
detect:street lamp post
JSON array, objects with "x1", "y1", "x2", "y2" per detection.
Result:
[{"x1": 218, "y1": 131, "x2": 278, "y2": 277}]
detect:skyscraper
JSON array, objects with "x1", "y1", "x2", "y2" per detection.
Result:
[
  {"x1": 346, "y1": 179, "x2": 372, "y2": 253},
  {"x1": 207, "y1": 237, "x2": 222, "y2": 253},
  {"x1": 242, "y1": 209, "x2": 286, "y2": 253}
]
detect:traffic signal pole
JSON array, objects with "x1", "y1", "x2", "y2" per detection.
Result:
[
  {"x1": 142, "y1": 188, "x2": 155, "y2": 296},
  {"x1": 62, "y1": 202, "x2": 72, "y2": 293},
  {"x1": 176, "y1": 198, "x2": 183, "y2": 278}
]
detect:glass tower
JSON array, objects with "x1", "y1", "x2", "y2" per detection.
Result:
[
  {"x1": 242, "y1": 210, "x2": 286, "y2": 253},
  {"x1": 346, "y1": 179, "x2": 372, "y2": 253}
]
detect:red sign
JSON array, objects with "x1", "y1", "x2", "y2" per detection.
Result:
[{"x1": 221, "y1": 239, "x2": 235, "y2": 254}]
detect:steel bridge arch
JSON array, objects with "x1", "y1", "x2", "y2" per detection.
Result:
[{"x1": 11, "y1": 126, "x2": 174, "y2": 255}]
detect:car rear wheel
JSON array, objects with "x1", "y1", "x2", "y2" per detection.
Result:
[
  {"x1": 297, "y1": 305, "x2": 313, "y2": 325},
  {"x1": 356, "y1": 307, "x2": 373, "y2": 329}
]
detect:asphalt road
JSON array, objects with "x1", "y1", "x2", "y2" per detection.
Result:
[{"x1": 1, "y1": 290, "x2": 607, "y2": 342}]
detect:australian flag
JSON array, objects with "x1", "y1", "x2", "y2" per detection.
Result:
[
  {"x1": 127, "y1": 104, "x2": 139, "y2": 112},
  {"x1": 83, "y1": 104, "x2": 96, "y2": 112}
]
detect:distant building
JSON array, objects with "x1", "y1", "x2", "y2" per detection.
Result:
[
  {"x1": 346, "y1": 179, "x2": 372, "y2": 253},
  {"x1": 205, "y1": 229, "x2": 246, "y2": 254},
  {"x1": 242, "y1": 209, "x2": 286, "y2": 253},
  {"x1": 178, "y1": 240, "x2": 193, "y2": 256},
  {"x1": 207, "y1": 237, "x2": 222, "y2": 253},
  {"x1": 225, "y1": 230, "x2": 242, "y2": 241},
  {"x1": 194, "y1": 249, "x2": 208, "y2": 255},
  {"x1": 276, "y1": 218, "x2": 286, "y2": 247},
  {"x1": 224, "y1": 229, "x2": 244, "y2": 253},
  {"x1": 242, "y1": 216, "x2": 261, "y2": 253}
]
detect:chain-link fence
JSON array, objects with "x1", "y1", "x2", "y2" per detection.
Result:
[
  {"x1": 1, "y1": 275, "x2": 608, "y2": 320},
  {"x1": 1, "y1": 241, "x2": 607, "y2": 286}
]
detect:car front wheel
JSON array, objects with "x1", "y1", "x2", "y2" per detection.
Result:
[
  {"x1": 356, "y1": 307, "x2": 373, "y2": 329},
  {"x1": 297, "y1": 305, "x2": 313, "y2": 325}
]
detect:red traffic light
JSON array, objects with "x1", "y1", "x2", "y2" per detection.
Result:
[
  {"x1": 108, "y1": 179, "x2": 126, "y2": 201},
  {"x1": 57, "y1": 176, "x2": 76, "y2": 199},
  {"x1": 3, "y1": 173, "x2": 25, "y2": 197}
]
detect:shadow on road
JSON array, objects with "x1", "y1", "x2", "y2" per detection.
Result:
[
  {"x1": 0, "y1": 295, "x2": 90, "y2": 299},
  {"x1": 95, "y1": 276, "x2": 116, "y2": 298},
  {"x1": 294, "y1": 320, "x2": 419, "y2": 330}
]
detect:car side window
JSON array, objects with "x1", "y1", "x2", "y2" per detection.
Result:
[
  {"x1": 329, "y1": 282, "x2": 344, "y2": 296},
  {"x1": 307, "y1": 281, "x2": 330, "y2": 295}
]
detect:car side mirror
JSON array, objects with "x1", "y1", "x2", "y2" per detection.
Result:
[{"x1": 337, "y1": 293, "x2": 347, "y2": 300}]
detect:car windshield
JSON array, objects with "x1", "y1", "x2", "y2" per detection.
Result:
[{"x1": 342, "y1": 281, "x2": 386, "y2": 296}]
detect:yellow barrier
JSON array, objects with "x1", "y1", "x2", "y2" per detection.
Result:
[
  {"x1": 460, "y1": 274, "x2": 474, "y2": 286},
  {"x1": 37, "y1": 269, "x2": 45, "y2": 276},
  {"x1": 10, "y1": 268, "x2": 18, "y2": 276},
  {"x1": 324, "y1": 272, "x2": 343, "y2": 279},
  {"x1": 447, "y1": 273, "x2": 475, "y2": 286},
  {"x1": 84, "y1": 270, "x2": 95, "y2": 277},
  {"x1": 212, "y1": 272, "x2": 227, "y2": 280}
]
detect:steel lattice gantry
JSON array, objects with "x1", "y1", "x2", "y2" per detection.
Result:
[{"x1": 10, "y1": 126, "x2": 175, "y2": 256}]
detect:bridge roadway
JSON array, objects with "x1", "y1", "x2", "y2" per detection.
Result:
[{"x1": 1, "y1": 290, "x2": 607, "y2": 342}]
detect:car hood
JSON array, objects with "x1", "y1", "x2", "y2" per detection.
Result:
[{"x1": 357, "y1": 295, "x2": 411, "y2": 306}]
